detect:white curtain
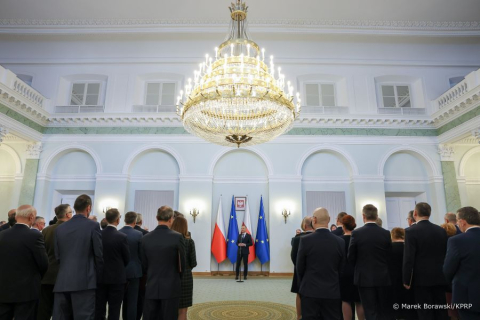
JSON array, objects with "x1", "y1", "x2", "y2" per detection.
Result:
[
  {"x1": 305, "y1": 191, "x2": 346, "y2": 223},
  {"x1": 134, "y1": 190, "x2": 174, "y2": 231}
]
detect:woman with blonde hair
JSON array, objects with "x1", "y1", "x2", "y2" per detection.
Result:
[{"x1": 171, "y1": 216, "x2": 197, "y2": 320}]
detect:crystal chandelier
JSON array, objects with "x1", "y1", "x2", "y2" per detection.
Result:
[{"x1": 176, "y1": 0, "x2": 301, "y2": 148}]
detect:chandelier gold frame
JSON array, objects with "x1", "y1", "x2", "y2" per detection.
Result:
[{"x1": 177, "y1": 0, "x2": 301, "y2": 148}]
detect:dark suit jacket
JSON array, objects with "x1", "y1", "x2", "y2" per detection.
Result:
[
  {"x1": 54, "y1": 214, "x2": 104, "y2": 292},
  {"x1": 141, "y1": 225, "x2": 186, "y2": 299},
  {"x1": 296, "y1": 229, "x2": 345, "y2": 299},
  {"x1": 101, "y1": 226, "x2": 130, "y2": 284},
  {"x1": 236, "y1": 233, "x2": 253, "y2": 255},
  {"x1": 0, "y1": 224, "x2": 48, "y2": 303},
  {"x1": 134, "y1": 225, "x2": 149, "y2": 236},
  {"x1": 455, "y1": 225, "x2": 462, "y2": 235},
  {"x1": 331, "y1": 226, "x2": 344, "y2": 236},
  {"x1": 119, "y1": 226, "x2": 143, "y2": 279},
  {"x1": 41, "y1": 220, "x2": 65, "y2": 285},
  {"x1": 348, "y1": 222, "x2": 392, "y2": 287},
  {"x1": 290, "y1": 231, "x2": 312, "y2": 265},
  {"x1": 403, "y1": 220, "x2": 447, "y2": 287},
  {"x1": 0, "y1": 222, "x2": 12, "y2": 232},
  {"x1": 444, "y1": 227, "x2": 480, "y2": 312}
]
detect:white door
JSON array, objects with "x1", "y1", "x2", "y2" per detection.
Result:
[{"x1": 386, "y1": 197, "x2": 416, "y2": 230}]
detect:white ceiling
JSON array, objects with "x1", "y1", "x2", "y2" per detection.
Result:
[
  {"x1": 0, "y1": 0, "x2": 479, "y2": 22},
  {"x1": 0, "y1": 0, "x2": 479, "y2": 36}
]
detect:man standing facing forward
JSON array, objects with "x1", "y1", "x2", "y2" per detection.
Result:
[{"x1": 236, "y1": 225, "x2": 253, "y2": 280}]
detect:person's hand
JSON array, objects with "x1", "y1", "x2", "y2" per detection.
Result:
[
  {"x1": 144, "y1": 227, "x2": 149, "y2": 231},
  {"x1": 404, "y1": 284, "x2": 410, "y2": 290}
]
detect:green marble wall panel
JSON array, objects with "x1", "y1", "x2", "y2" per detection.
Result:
[
  {"x1": 42, "y1": 127, "x2": 189, "y2": 135},
  {"x1": 441, "y1": 161, "x2": 462, "y2": 213},
  {"x1": 0, "y1": 103, "x2": 45, "y2": 133},
  {"x1": 286, "y1": 128, "x2": 437, "y2": 136},
  {"x1": 437, "y1": 105, "x2": 480, "y2": 135},
  {"x1": 18, "y1": 159, "x2": 39, "y2": 205}
]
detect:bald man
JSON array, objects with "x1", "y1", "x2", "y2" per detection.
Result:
[
  {"x1": 0, "y1": 205, "x2": 48, "y2": 319},
  {"x1": 296, "y1": 208, "x2": 345, "y2": 320},
  {"x1": 0, "y1": 209, "x2": 16, "y2": 232}
]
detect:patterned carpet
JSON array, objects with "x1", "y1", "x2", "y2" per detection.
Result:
[{"x1": 188, "y1": 300, "x2": 296, "y2": 320}]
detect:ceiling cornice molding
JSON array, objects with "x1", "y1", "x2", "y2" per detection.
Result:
[{"x1": 1, "y1": 19, "x2": 479, "y2": 36}]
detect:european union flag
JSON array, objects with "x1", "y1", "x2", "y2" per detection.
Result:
[
  {"x1": 255, "y1": 196, "x2": 270, "y2": 264},
  {"x1": 226, "y1": 196, "x2": 239, "y2": 264}
]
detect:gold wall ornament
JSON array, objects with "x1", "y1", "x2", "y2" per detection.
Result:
[
  {"x1": 281, "y1": 209, "x2": 291, "y2": 224},
  {"x1": 177, "y1": 0, "x2": 301, "y2": 148},
  {"x1": 190, "y1": 208, "x2": 200, "y2": 223}
]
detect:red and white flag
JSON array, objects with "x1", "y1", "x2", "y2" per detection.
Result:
[
  {"x1": 243, "y1": 197, "x2": 256, "y2": 264},
  {"x1": 211, "y1": 198, "x2": 227, "y2": 263}
]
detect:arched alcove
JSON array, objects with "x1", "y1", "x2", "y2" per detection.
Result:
[
  {"x1": 211, "y1": 149, "x2": 269, "y2": 273},
  {"x1": 124, "y1": 148, "x2": 181, "y2": 231},
  {"x1": 41, "y1": 147, "x2": 99, "y2": 221},
  {"x1": 300, "y1": 148, "x2": 355, "y2": 222},
  {"x1": 382, "y1": 149, "x2": 436, "y2": 229},
  {"x1": 48, "y1": 151, "x2": 97, "y2": 176}
]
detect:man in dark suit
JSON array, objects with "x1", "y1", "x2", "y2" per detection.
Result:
[
  {"x1": 406, "y1": 210, "x2": 416, "y2": 229},
  {"x1": 32, "y1": 216, "x2": 46, "y2": 232},
  {"x1": 37, "y1": 204, "x2": 73, "y2": 320},
  {"x1": 297, "y1": 207, "x2": 345, "y2": 320},
  {"x1": 331, "y1": 212, "x2": 347, "y2": 236},
  {"x1": 53, "y1": 194, "x2": 104, "y2": 320},
  {"x1": 236, "y1": 225, "x2": 253, "y2": 280},
  {"x1": 135, "y1": 213, "x2": 149, "y2": 236},
  {"x1": 291, "y1": 216, "x2": 314, "y2": 320},
  {"x1": 403, "y1": 202, "x2": 448, "y2": 320},
  {"x1": 119, "y1": 211, "x2": 143, "y2": 320},
  {"x1": 95, "y1": 208, "x2": 130, "y2": 320},
  {"x1": 141, "y1": 206, "x2": 185, "y2": 320},
  {"x1": 0, "y1": 205, "x2": 48, "y2": 319},
  {"x1": 0, "y1": 208, "x2": 16, "y2": 232},
  {"x1": 348, "y1": 204, "x2": 392, "y2": 320},
  {"x1": 444, "y1": 206, "x2": 480, "y2": 320},
  {"x1": 444, "y1": 212, "x2": 462, "y2": 235},
  {"x1": 134, "y1": 213, "x2": 148, "y2": 320}
]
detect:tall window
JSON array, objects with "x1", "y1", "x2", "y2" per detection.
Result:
[
  {"x1": 70, "y1": 82, "x2": 101, "y2": 106},
  {"x1": 381, "y1": 85, "x2": 411, "y2": 108},
  {"x1": 305, "y1": 83, "x2": 336, "y2": 107},
  {"x1": 145, "y1": 82, "x2": 176, "y2": 106}
]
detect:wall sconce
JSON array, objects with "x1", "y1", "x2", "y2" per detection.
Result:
[
  {"x1": 190, "y1": 208, "x2": 200, "y2": 223},
  {"x1": 103, "y1": 207, "x2": 112, "y2": 214},
  {"x1": 281, "y1": 209, "x2": 291, "y2": 224}
]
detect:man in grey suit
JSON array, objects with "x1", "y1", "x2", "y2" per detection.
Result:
[
  {"x1": 53, "y1": 194, "x2": 104, "y2": 320},
  {"x1": 141, "y1": 206, "x2": 185, "y2": 320},
  {"x1": 119, "y1": 211, "x2": 143, "y2": 320}
]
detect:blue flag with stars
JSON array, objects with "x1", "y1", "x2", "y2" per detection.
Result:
[
  {"x1": 226, "y1": 196, "x2": 239, "y2": 264},
  {"x1": 255, "y1": 196, "x2": 270, "y2": 264}
]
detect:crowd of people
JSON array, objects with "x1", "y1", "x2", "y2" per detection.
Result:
[
  {"x1": 291, "y1": 203, "x2": 480, "y2": 320},
  {"x1": 0, "y1": 194, "x2": 196, "y2": 320}
]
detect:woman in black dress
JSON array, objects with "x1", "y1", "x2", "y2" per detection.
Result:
[
  {"x1": 389, "y1": 228, "x2": 418, "y2": 320},
  {"x1": 340, "y1": 215, "x2": 365, "y2": 320},
  {"x1": 171, "y1": 216, "x2": 197, "y2": 320}
]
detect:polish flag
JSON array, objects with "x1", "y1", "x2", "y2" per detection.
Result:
[
  {"x1": 211, "y1": 198, "x2": 227, "y2": 263},
  {"x1": 243, "y1": 198, "x2": 256, "y2": 264}
]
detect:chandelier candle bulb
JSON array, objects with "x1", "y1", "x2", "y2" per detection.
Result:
[
  {"x1": 215, "y1": 47, "x2": 218, "y2": 59},
  {"x1": 262, "y1": 48, "x2": 265, "y2": 61}
]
